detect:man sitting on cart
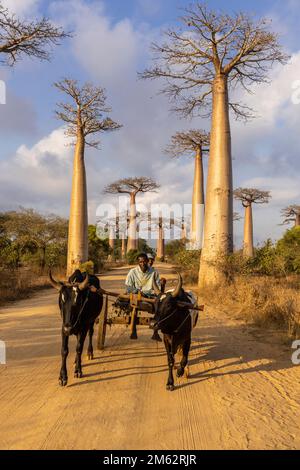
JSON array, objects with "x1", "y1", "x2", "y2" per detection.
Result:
[
  {"x1": 125, "y1": 252, "x2": 161, "y2": 298},
  {"x1": 125, "y1": 253, "x2": 163, "y2": 341}
]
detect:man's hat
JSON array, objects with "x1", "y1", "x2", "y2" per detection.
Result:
[{"x1": 147, "y1": 253, "x2": 155, "y2": 260}]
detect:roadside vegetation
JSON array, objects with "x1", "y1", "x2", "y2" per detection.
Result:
[
  {"x1": 166, "y1": 227, "x2": 300, "y2": 339},
  {"x1": 0, "y1": 208, "x2": 109, "y2": 304},
  {"x1": 0, "y1": 208, "x2": 154, "y2": 305}
]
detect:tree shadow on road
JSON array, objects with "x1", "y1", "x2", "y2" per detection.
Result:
[{"x1": 175, "y1": 322, "x2": 297, "y2": 390}]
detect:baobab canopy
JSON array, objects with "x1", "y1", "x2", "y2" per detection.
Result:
[
  {"x1": 234, "y1": 188, "x2": 271, "y2": 207},
  {"x1": 165, "y1": 130, "x2": 210, "y2": 158},
  {"x1": 141, "y1": 3, "x2": 289, "y2": 119}
]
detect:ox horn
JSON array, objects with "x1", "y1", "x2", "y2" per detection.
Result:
[
  {"x1": 152, "y1": 276, "x2": 161, "y2": 296},
  {"x1": 49, "y1": 270, "x2": 62, "y2": 291},
  {"x1": 171, "y1": 272, "x2": 183, "y2": 298},
  {"x1": 78, "y1": 274, "x2": 90, "y2": 291}
]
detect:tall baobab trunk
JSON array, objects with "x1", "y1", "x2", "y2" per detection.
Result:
[
  {"x1": 243, "y1": 204, "x2": 254, "y2": 257},
  {"x1": 296, "y1": 213, "x2": 300, "y2": 227},
  {"x1": 191, "y1": 147, "x2": 204, "y2": 247},
  {"x1": 108, "y1": 226, "x2": 115, "y2": 261},
  {"x1": 67, "y1": 127, "x2": 88, "y2": 276},
  {"x1": 116, "y1": 212, "x2": 120, "y2": 240},
  {"x1": 181, "y1": 219, "x2": 187, "y2": 242},
  {"x1": 199, "y1": 74, "x2": 233, "y2": 288},
  {"x1": 127, "y1": 193, "x2": 137, "y2": 252},
  {"x1": 121, "y1": 234, "x2": 126, "y2": 259},
  {"x1": 157, "y1": 216, "x2": 165, "y2": 260}
]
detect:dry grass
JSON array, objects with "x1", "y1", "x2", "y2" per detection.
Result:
[
  {"x1": 0, "y1": 267, "x2": 65, "y2": 306},
  {"x1": 0, "y1": 264, "x2": 116, "y2": 307},
  {"x1": 201, "y1": 275, "x2": 300, "y2": 339}
]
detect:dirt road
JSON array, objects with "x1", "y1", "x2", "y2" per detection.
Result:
[{"x1": 0, "y1": 264, "x2": 299, "y2": 450}]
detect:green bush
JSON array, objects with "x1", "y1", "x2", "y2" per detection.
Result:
[
  {"x1": 126, "y1": 249, "x2": 139, "y2": 265},
  {"x1": 165, "y1": 239, "x2": 186, "y2": 258},
  {"x1": 214, "y1": 231, "x2": 300, "y2": 279},
  {"x1": 88, "y1": 225, "x2": 110, "y2": 271},
  {"x1": 79, "y1": 260, "x2": 95, "y2": 274},
  {"x1": 167, "y1": 246, "x2": 200, "y2": 283},
  {"x1": 276, "y1": 226, "x2": 300, "y2": 273}
]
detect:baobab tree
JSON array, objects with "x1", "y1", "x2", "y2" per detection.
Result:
[
  {"x1": 0, "y1": 4, "x2": 69, "y2": 66},
  {"x1": 141, "y1": 3, "x2": 288, "y2": 287},
  {"x1": 150, "y1": 215, "x2": 180, "y2": 261},
  {"x1": 281, "y1": 205, "x2": 300, "y2": 227},
  {"x1": 55, "y1": 79, "x2": 121, "y2": 275},
  {"x1": 104, "y1": 177, "x2": 160, "y2": 252},
  {"x1": 165, "y1": 130, "x2": 209, "y2": 247},
  {"x1": 234, "y1": 188, "x2": 271, "y2": 257},
  {"x1": 157, "y1": 216, "x2": 165, "y2": 260},
  {"x1": 181, "y1": 217, "x2": 187, "y2": 242}
]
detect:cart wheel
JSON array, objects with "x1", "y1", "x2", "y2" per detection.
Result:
[{"x1": 97, "y1": 295, "x2": 108, "y2": 350}]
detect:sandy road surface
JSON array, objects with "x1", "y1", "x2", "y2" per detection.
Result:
[{"x1": 0, "y1": 264, "x2": 299, "y2": 450}]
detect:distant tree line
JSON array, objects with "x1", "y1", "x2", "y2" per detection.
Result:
[
  {"x1": 0, "y1": 208, "x2": 156, "y2": 274},
  {"x1": 0, "y1": 208, "x2": 112, "y2": 273}
]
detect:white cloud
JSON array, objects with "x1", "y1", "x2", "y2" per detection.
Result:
[
  {"x1": 50, "y1": 0, "x2": 148, "y2": 83},
  {"x1": 15, "y1": 127, "x2": 71, "y2": 168},
  {"x1": 231, "y1": 51, "x2": 300, "y2": 177},
  {"x1": 1, "y1": 0, "x2": 40, "y2": 16},
  {"x1": 0, "y1": 127, "x2": 73, "y2": 213},
  {"x1": 241, "y1": 176, "x2": 300, "y2": 205}
]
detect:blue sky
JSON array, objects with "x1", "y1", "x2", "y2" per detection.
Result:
[{"x1": 0, "y1": 0, "x2": 300, "y2": 247}]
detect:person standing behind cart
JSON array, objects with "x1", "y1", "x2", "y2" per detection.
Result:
[
  {"x1": 147, "y1": 253, "x2": 166, "y2": 293},
  {"x1": 147, "y1": 253, "x2": 155, "y2": 268}
]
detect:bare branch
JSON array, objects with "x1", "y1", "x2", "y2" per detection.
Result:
[
  {"x1": 54, "y1": 78, "x2": 122, "y2": 148},
  {"x1": 234, "y1": 187, "x2": 271, "y2": 207},
  {"x1": 280, "y1": 205, "x2": 300, "y2": 225},
  {"x1": 140, "y1": 2, "x2": 289, "y2": 119},
  {"x1": 165, "y1": 129, "x2": 210, "y2": 158},
  {"x1": 103, "y1": 177, "x2": 160, "y2": 197},
  {"x1": 0, "y1": 5, "x2": 70, "y2": 66}
]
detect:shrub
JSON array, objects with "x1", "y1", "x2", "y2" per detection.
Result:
[
  {"x1": 79, "y1": 260, "x2": 95, "y2": 274},
  {"x1": 171, "y1": 247, "x2": 201, "y2": 284},
  {"x1": 276, "y1": 226, "x2": 300, "y2": 273},
  {"x1": 126, "y1": 249, "x2": 139, "y2": 265},
  {"x1": 203, "y1": 276, "x2": 300, "y2": 339},
  {"x1": 165, "y1": 239, "x2": 186, "y2": 258}
]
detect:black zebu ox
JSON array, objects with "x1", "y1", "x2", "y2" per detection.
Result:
[
  {"x1": 49, "y1": 270, "x2": 103, "y2": 387},
  {"x1": 152, "y1": 273, "x2": 198, "y2": 391}
]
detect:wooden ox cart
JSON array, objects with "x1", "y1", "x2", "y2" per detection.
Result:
[{"x1": 96, "y1": 289, "x2": 204, "y2": 350}]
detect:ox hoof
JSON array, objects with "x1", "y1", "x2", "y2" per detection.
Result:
[
  {"x1": 151, "y1": 332, "x2": 162, "y2": 342},
  {"x1": 177, "y1": 367, "x2": 184, "y2": 378},
  {"x1": 59, "y1": 377, "x2": 68, "y2": 387},
  {"x1": 166, "y1": 384, "x2": 175, "y2": 391},
  {"x1": 87, "y1": 353, "x2": 94, "y2": 361},
  {"x1": 130, "y1": 334, "x2": 138, "y2": 340},
  {"x1": 184, "y1": 367, "x2": 190, "y2": 379},
  {"x1": 74, "y1": 371, "x2": 83, "y2": 379}
]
